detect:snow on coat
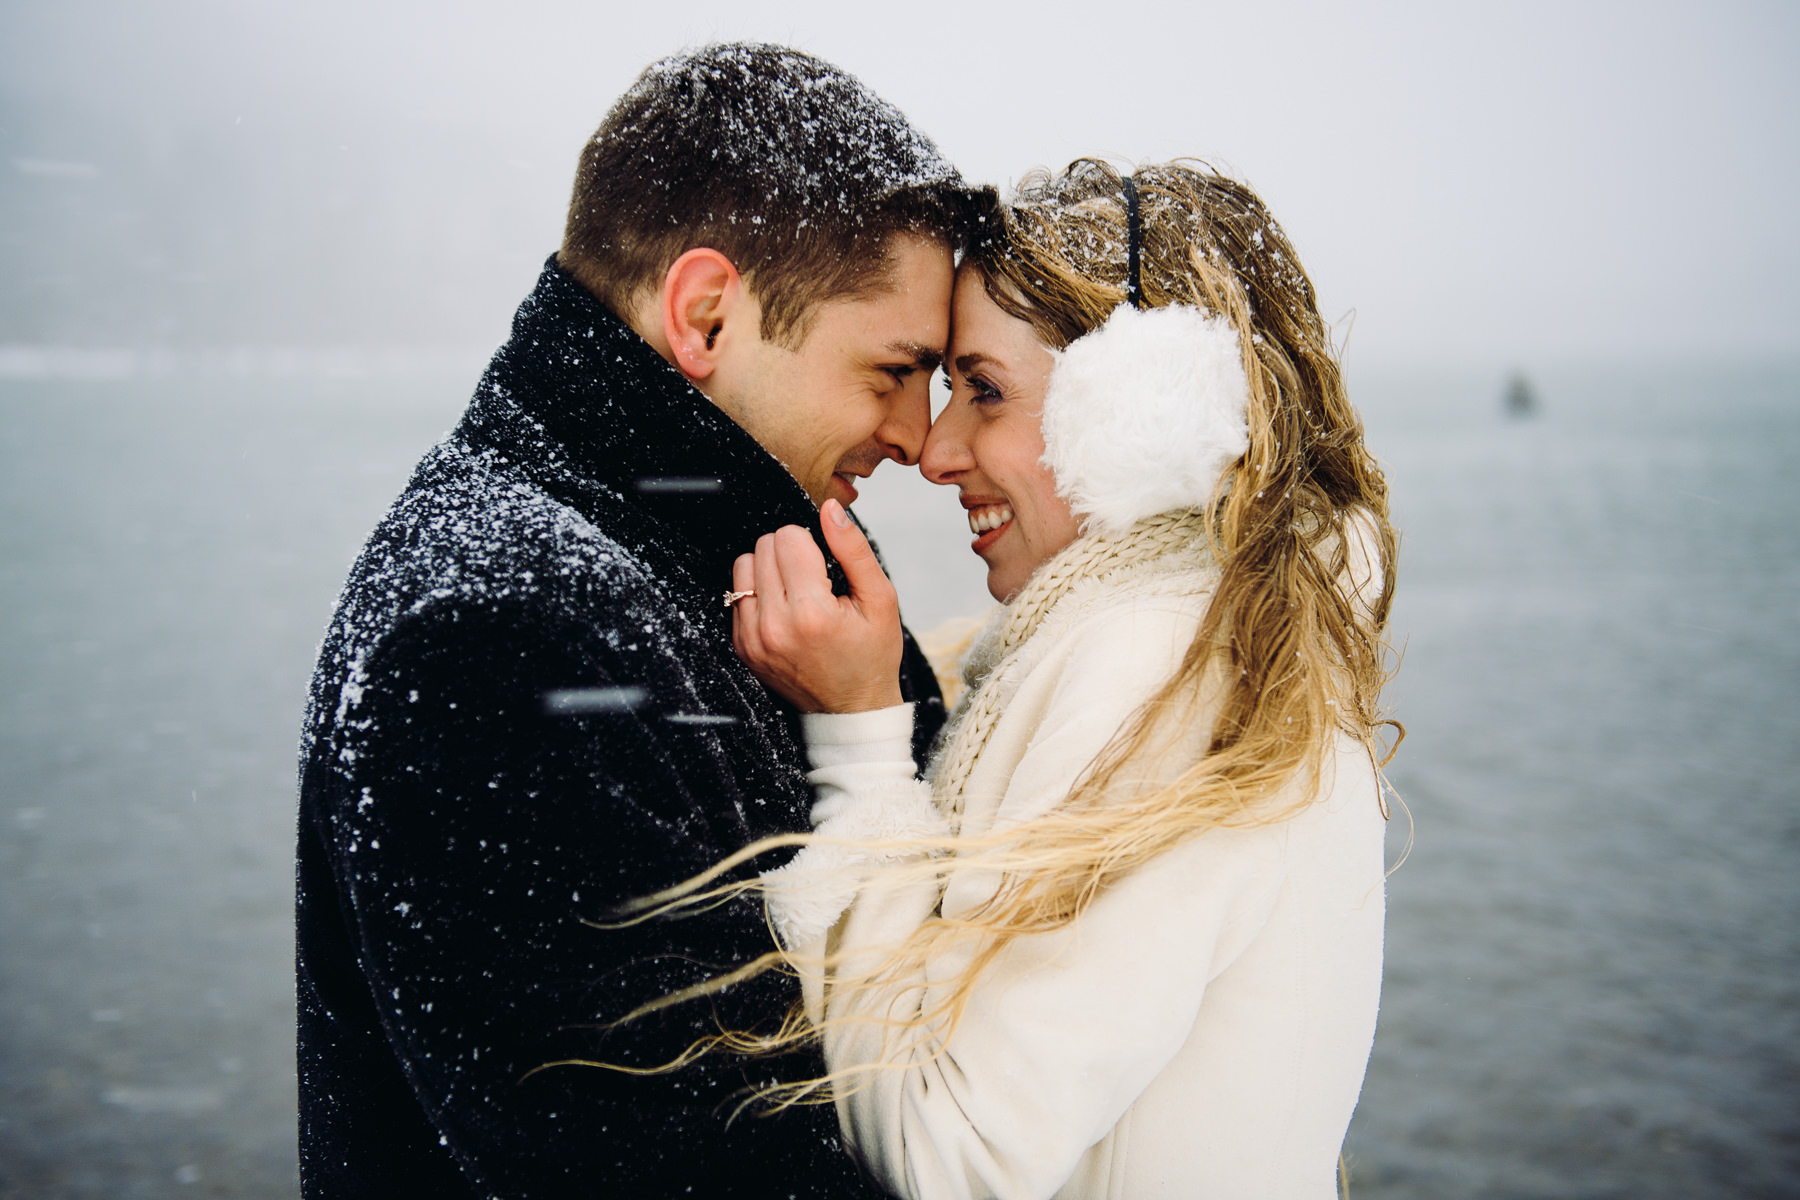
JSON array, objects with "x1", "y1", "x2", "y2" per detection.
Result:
[{"x1": 296, "y1": 259, "x2": 943, "y2": 1198}]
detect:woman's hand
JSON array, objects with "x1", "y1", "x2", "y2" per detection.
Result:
[{"x1": 731, "y1": 499, "x2": 905, "y2": 714}]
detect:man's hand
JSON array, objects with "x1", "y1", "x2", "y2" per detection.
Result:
[{"x1": 730, "y1": 499, "x2": 904, "y2": 713}]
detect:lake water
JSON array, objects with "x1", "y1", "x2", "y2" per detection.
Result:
[{"x1": 0, "y1": 358, "x2": 1795, "y2": 1197}]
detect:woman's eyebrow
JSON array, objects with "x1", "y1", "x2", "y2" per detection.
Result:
[{"x1": 954, "y1": 352, "x2": 995, "y2": 375}]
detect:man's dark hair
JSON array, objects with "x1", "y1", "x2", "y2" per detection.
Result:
[{"x1": 559, "y1": 42, "x2": 978, "y2": 346}]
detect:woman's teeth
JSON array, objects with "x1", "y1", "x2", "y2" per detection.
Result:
[{"x1": 968, "y1": 504, "x2": 1013, "y2": 535}]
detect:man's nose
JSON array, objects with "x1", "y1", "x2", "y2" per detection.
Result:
[
  {"x1": 920, "y1": 400, "x2": 973, "y2": 485},
  {"x1": 876, "y1": 375, "x2": 933, "y2": 467}
]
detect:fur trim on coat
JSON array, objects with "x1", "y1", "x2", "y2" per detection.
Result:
[{"x1": 763, "y1": 777, "x2": 945, "y2": 951}]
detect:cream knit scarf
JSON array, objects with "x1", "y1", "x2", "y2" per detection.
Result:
[{"x1": 927, "y1": 509, "x2": 1213, "y2": 830}]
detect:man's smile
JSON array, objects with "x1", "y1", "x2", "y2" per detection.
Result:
[{"x1": 828, "y1": 471, "x2": 863, "y2": 507}]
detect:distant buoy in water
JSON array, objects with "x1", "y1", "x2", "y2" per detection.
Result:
[{"x1": 1504, "y1": 372, "x2": 1537, "y2": 418}]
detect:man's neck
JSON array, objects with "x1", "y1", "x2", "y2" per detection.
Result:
[{"x1": 623, "y1": 295, "x2": 678, "y2": 367}]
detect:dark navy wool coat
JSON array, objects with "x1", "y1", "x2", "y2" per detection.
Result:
[{"x1": 297, "y1": 261, "x2": 945, "y2": 1198}]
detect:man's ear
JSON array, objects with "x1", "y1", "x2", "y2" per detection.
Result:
[{"x1": 661, "y1": 248, "x2": 743, "y2": 382}]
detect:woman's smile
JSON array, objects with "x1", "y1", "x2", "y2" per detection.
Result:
[{"x1": 964, "y1": 498, "x2": 1015, "y2": 547}]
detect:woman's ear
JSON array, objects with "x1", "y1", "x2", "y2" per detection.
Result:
[{"x1": 661, "y1": 248, "x2": 742, "y2": 382}]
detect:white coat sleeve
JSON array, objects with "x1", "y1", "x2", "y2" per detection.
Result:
[{"x1": 823, "y1": 604, "x2": 1289, "y2": 1200}]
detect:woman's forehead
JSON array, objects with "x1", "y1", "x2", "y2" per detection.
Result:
[{"x1": 948, "y1": 271, "x2": 1035, "y2": 357}]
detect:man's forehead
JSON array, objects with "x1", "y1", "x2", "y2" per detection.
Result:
[{"x1": 802, "y1": 238, "x2": 951, "y2": 359}]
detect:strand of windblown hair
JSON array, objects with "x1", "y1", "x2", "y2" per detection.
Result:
[{"x1": 930, "y1": 508, "x2": 1211, "y2": 830}]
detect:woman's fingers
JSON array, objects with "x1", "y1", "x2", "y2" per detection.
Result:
[
  {"x1": 730, "y1": 552, "x2": 761, "y2": 662},
  {"x1": 819, "y1": 499, "x2": 898, "y2": 618},
  {"x1": 729, "y1": 521, "x2": 904, "y2": 712},
  {"x1": 750, "y1": 531, "x2": 785, "y2": 609},
  {"x1": 769, "y1": 524, "x2": 832, "y2": 610},
  {"x1": 731, "y1": 551, "x2": 756, "y2": 605},
  {"x1": 755, "y1": 528, "x2": 825, "y2": 659}
]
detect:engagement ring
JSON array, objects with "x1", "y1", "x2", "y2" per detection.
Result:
[{"x1": 722, "y1": 589, "x2": 756, "y2": 608}]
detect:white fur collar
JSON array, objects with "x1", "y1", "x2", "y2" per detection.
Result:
[{"x1": 1040, "y1": 304, "x2": 1250, "y2": 537}]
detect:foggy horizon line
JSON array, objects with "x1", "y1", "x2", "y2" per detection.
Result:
[{"x1": 4, "y1": 341, "x2": 1796, "y2": 386}]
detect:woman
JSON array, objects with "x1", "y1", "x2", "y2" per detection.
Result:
[{"x1": 713, "y1": 159, "x2": 1397, "y2": 1199}]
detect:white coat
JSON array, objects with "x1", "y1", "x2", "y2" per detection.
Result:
[
  {"x1": 768, "y1": 539, "x2": 1387, "y2": 1200},
  {"x1": 762, "y1": 301, "x2": 1389, "y2": 1199}
]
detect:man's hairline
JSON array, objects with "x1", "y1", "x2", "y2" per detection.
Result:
[
  {"x1": 751, "y1": 227, "x2": 954, "y2": 351},
  {"x1": 587, "y1": 227, "x2": 953, "y2": 352}
]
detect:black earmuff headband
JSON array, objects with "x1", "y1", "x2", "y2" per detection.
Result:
[{"x1": 1122, "y1": 174, "x2": 1144, "y2": 310}]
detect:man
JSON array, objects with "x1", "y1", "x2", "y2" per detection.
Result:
[{"x1": 296, "y1": 43, "x2": 975, "y2": 1197}]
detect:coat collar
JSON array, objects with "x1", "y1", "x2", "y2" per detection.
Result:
[{"x1": 456, "y1": 259, "x2": 838, "y2": 628}]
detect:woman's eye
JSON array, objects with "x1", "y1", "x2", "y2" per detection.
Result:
[{"x1": 966, "y1": 375, "x2": 1003, "y2": 405}]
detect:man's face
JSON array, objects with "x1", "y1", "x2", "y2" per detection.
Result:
[{"x1": 715, "y1": 235, "x2": 953, "y2": 507}]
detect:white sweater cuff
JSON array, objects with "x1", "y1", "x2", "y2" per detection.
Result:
[
  {"x1": 801, "y1": 703, "x2": 917, "y2": 755},
  {"x1": 801, "y1": 703, "x2": 918, "y2": 827}
]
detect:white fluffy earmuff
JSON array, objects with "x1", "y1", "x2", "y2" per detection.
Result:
[{"x1": 1039, "y1": 303, "x2": 1251, "y2": 537}]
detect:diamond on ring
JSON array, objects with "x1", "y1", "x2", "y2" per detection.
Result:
[{"x1": 723, "y1": 589, "x2": 756, "y2": 608}]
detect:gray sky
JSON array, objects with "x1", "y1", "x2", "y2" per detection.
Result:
[{"x1": 2, "y1": 0, "x2": 1795, "y2": 367}]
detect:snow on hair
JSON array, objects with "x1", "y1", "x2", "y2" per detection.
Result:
[{"x1": 1040, "y1": 303, "x2": 1251, "y2": 537}]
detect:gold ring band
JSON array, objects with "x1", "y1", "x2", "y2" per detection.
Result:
[{"x1": 723, "y1": 589, "x2": 756, "y2": 608}]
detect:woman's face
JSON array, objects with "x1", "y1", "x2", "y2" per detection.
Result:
[{"x1": 922, "y1": 269, "x2": 1082, "y2": 602}]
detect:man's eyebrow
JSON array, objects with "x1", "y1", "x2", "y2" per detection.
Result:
[{"x1": 886, "y1": 340, "x2": 944, "y2": 372}]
